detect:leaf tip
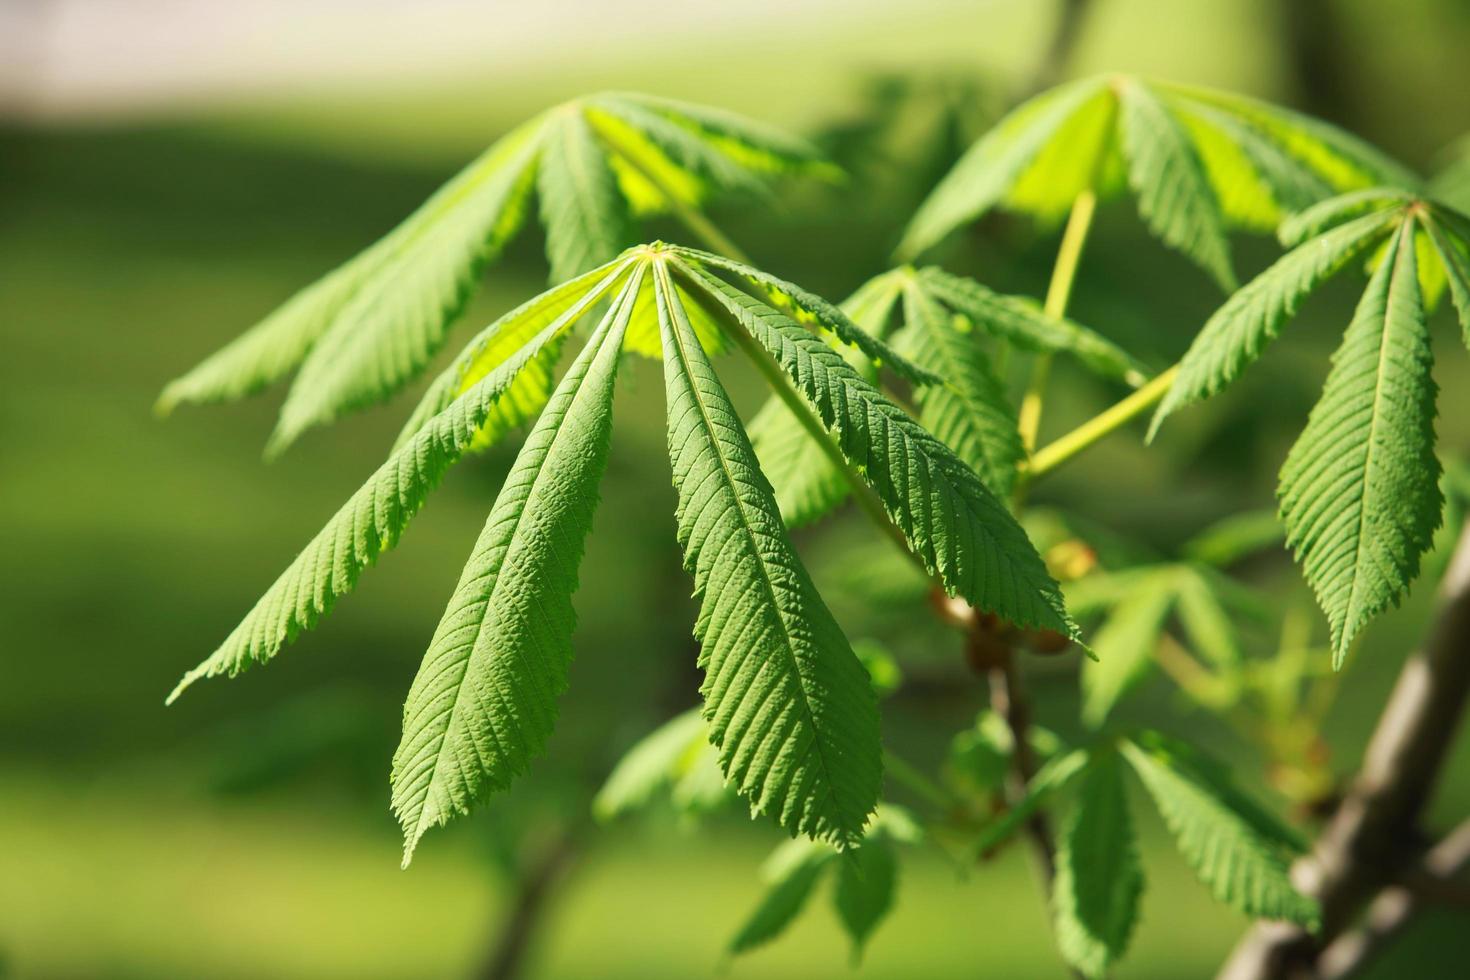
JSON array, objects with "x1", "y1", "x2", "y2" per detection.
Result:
[{"x1": 154, "y1": 388, "x2": 180, "y2": 419}]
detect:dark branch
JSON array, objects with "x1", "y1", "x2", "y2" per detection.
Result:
[
  {"x1": 1217, "y1": 525, "x2": 1470, "y2": 980},
  {"x1": 477, "y1": 827, "x2": 581, "y2": 980},
  {"x1": 1316, "y1": 818, "x2": 1470, "y2": 979}
]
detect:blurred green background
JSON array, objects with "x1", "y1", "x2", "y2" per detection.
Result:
[{"x1": 4, "y1": 0, "x2": 1470, "y2": 977}]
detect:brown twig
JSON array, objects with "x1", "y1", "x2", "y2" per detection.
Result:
[
  {"x1": 1217, "y1": 525, "x2": 1470, "y2": 980},
  {"x1": 477, "y1": 827, "x2": 581, "y2": 980},
  {"x1": 987, "y1": 648, "x2": 1060, "y2": 888}
]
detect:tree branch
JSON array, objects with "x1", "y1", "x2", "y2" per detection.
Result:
[
  {"x1": 1217, "y1": 524, "x2": 1470, "y2": 980},
  {"x1": 1024, "y1": 0, "x2": 1095, "y2": 97},
  {"x1": 477, "y1": 826, "x2": 581, "y2": 980},
  {"x1": 1316, "y1": 819, "x2": 1470, "y2": 979},
  {"x1": 987, "y1": 649, "x2": 1060, "y2": 887}
]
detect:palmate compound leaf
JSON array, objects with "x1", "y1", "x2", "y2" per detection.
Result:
[
  {"x1": 656, "y1": 262, "x2": 882, "y2": 846},
  {"x1": 1148, "y1": 195, "x2": 1470, "y2": 671},
  {"x1": 676, "y1": 262, "x2": 1079, "y2": 639},
  {"x1": 1052, "y1": 750, "x2": 1144, "y2": 979},
  {"x1": 1120, "y1": 735, "x2": 1318, "y2": 926},
  {"x1": 896, "y1": 74, "x2": 1417, "y2": 284},
  {"x1": 158, "y1": 94, "x2": 835, "y2": 454},
  {"x1": 174, "y1": 243, "x2": 1086, "y2": 860},
  {"x1": 1278, "y1": 221, "x2": 1442, "y2": 667},
  {"x1": 163, "y1": 262, "x2": 636, "y2": 704},
  {"x1": 388, "y1": 267, "x2": 641, "y2": 863}
]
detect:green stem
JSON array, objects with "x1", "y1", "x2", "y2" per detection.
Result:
[
  {"x1": 588, "y1": 115, "x2": 753, "y2": 264},
  {"x1": 884, "y1": 750, "x2": 954, "y2": 812},
  {"x1": 1022, "y1": 365, "x2": 1179, "y2": 482},
  {"x1": 1016, "y1": 189, "x2": 1097, "y2": 454}
]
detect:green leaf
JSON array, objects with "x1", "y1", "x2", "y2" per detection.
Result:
[
  {"x1": 165, "y1": 270, "x2": 597, "y2": 704},
  {"x1": 1150, "y1": 208, "x2": 1400, "y2": 439},
  {"x1": 899, "y1": 279, "x2": 1023, "y2": 494},
  {"x1": 394, "y1": 256, "x2": 634, "y2": 451},
  {"x1": 852, "y1": 638, "x2": 903, "y2": 697},
  {"x1": 1172, "y1": 567, "x2": 1243, "y2": 669},
  {"x1": 1081, "y1": 576, "x2": 1175, "y2": 727},
  {"x1": 161, "y1": 94, "x2": 836, "y2": 450},
  {"x1": 657, "y1": 264, "x2": 882, "y2": 847},
  {"x1": 391, "y1": 274, "x2": 638, "y2": 863},
  {"x1": 900, "y1": 74, "x2": 1402, "y2": 273},
  {"x1": 266, "y1": 138, "x2": 543, "y2": 454},
  {"x1": 157, "y1": 118, "x2": 544, "y2": 423},
  {"x1": 1279, "y1": 222, "x2": 1442, "y2": 667},
  {"x1": 747, "y1": 273, "x2": 899, "y2": 528},
  {"x1": 728, "y1": 838, "x2": 835, "y2": 956},
  {"x1": 916, "y1": 267, "x2": 1144, "y2": 384},
  {"x1": 1052, "y1": 751, "x2": 1144, "y2": 979},
  {"x1": 1168, "y1": 101, "x2": 1329, "y2": 232},
  {"x1": 946, "y1": 712, "x2": 1013, "y2": 797},
  {"x1": 609, "y1": 92, "x2": 835, "y2": 177},
  {"x1": 1182, "y1": 509, "x2": 1285, "y2": 567},
  {"x1": 833, "y1": 833, "x2": 898, "y2": 963},
  {"x1": 1004, "y1": 84, "x2": 1123, "y2": 225},
  {"x1": 896, "y1": 77, "x2": 1108, "y2": 259},
  {"x1": 746, "y1": 395, "x2": 854, "y2": 529},
  {"x1": 1155, "y1": 82, "x2": 1420, "y2": 193},
  {"x1": 1121, "y1": 737, "x2": 1318, "y2": 925},
  {"x1": 1132, "y1": 731, "x2": 1309, "y2": 853},
  {"x1": 1278, "y1": 188, "x2": 1418, "y2": 247},
  {"x1": 973, "y1": 748, "x2": 1090, "y2": 855},
  {"x1": 669, "y1": 742, "x2": 733, "y2": 816},
  {"x1": 1118, "y1": 78, "x2": 1235, "y2": 290},
  {"x1": 538, "y1": 108, "x2": 636, "y2": 285},
  {"x1": 1421, "y1": 208, "x2": 1470, "y2": 348},
  {"x1": 1432, "y1": 137, "x2": 1470, "y2": 213},
  {"x1": 682, "y1": 264, "x2": 1077, "y2": 638},
  {"x1": 669, "y1": 247, "x2": 940, "y2": 387},
  {"x1": 587, "y1": 96, "x2": 768, "y2": 202},
  {"x1": 592, "y1": 708, "x2": 709, "y2": 821}
]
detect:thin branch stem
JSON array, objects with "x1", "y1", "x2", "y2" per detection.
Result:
[
  {"x1": 1017, "y1": 188, "x2": 1097, "y2": 454},
  {"x1": 1316, "y1": 819, "x2": 1470, "y2": 979},
  {"x1": 477, "y1": 825, "x2": 581, "y2": 980},
  {"x1": 1022, "y1": 365, "x2": 1180, "y2": 483}
]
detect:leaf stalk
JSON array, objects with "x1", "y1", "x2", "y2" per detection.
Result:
[
  {"x1": 1016, "y1": 188, "x2": 1098, "y2": 455},
  {"x1": 1023, "y1": 364, "x2": 1180, "y2": 483}
]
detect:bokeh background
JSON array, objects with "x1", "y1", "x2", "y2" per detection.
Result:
[{"x1": 4, "y1": 1, "x2": 1470, "y2": 977}]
